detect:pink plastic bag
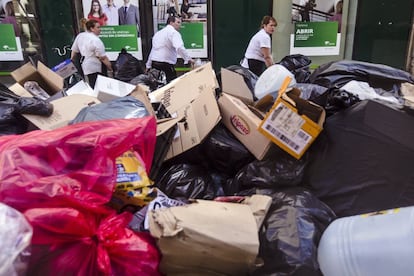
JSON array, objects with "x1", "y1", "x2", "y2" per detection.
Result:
[
  {"x1": 0, "y1": 117, "x2": 156, "y2": 212},
  {"x1": 0, "y1": 117, "x2": 161, "y2": 275},
  {"x1": 25, "y1": 208, "x2": 160, "y2": 275}
]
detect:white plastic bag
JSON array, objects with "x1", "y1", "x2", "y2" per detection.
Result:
[{"x1": 0, "y1": 203, "x2": 32, "y2": 276}]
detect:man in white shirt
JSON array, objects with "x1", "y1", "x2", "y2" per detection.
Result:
[
  {"x1": 146, "y1": 16, "x2": 193, "y2": 83},
  {"x1": 102, "y1": 0, "x2": 118, "y2": 25}
]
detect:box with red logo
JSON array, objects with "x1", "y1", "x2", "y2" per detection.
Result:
[{"x1": 218, "y1": 68, "x2": 273, "y2": 160}]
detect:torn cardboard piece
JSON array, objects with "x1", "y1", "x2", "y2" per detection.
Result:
[
  {"x1": 149, "y1": 195, "x2": 272, "y2": 276},
  {"x1": 149, "y1": 62, "x2": 221, "y2": 160}
]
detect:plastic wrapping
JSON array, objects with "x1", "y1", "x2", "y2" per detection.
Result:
[
  {"x1": 278, "y1": 54, "x2": 312, "y2": 83},
  {"x1": 238, "y1": 188, "x2": 336, "y2": 276},
  {"x1": 0, "y1": 203, "x2": 33, "y2": 276},
  {"x1": 69, "y1": 96, "x2": 150, "y2": 124},
  {"x1": 26, "y1": 209, "x2": 160, "y2": 275},
  {"x1": 309, "y1": 60, "x2": 414, "y2": 93}
]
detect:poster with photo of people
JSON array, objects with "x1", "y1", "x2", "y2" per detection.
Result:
[
  {"x1": 151, "y1": 0, "x2": 208, "y2": 58},
  {"x1": 82, "y1": 0, "x2": 143, "y2": 60},
  {"x1": 290, "y1": 0, "x2": 345, "y2": 56}
]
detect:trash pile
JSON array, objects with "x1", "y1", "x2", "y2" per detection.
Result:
[{"x1": 1, "y1": 53, "x2": 414, "y2": 276}]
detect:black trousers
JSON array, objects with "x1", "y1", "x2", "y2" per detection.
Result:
[
  {"x1": 248, "y1": 59, "x2": 266, "y2": 77},
  {"x1": 152, "y1": 61, "x2": 177, "y2": 83}
]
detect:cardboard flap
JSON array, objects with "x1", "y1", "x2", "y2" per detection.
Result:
[
  {"x1": 284, "y1": 88, "x2": 325, "y2": 124},
  {"x1": 150, "y1": 62, "x2": 218, "y2": 113},
  {"x1": 38, "y1": 61, "x2": 64, "y2": 91},
  {"x1": 192, "y1": 88, "x2": 221, "y2": 140},
  {"x1": 10, "y1": 62, "x2": 36, "y2": 83},
  {"x1": 221, "y1": 67, "x2": 254, "y2": 104},
  {"x1": 157, "y1": 117, "x2": 182, "y2": 136}
]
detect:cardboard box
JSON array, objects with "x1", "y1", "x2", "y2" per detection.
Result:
[
  {"x1": 149, "y1": 195, "x2": 272, "y2": 276},
  {"x1": 219, "y1": 68, "x2": 325, "y2": 160},
  {"x1": 22, "y1": 94, "x2": 100, "y2": 130},
  {"x1": 51, "y1": 59, "x2": 78, "y2": 79},
  {"x1": 10, "y1": 61, "x2": 64, "y2": 97},
  {"x1": 258, "y1": 88, "x2": 325, "y2": 159},
  {"x1": 219, "y1": 68, "x2": 273, "y2": 160},
  {"x1": 94, "y1": 74, "x2": 136, "y2": 102},
  {"x1": 149, "y1": 62, "x2": 221, "y2": 160}
]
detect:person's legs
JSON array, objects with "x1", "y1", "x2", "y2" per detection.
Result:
[
  {"x1": 152, "y1": 61, "x2": 177, "y2": 83},
  {"x1": 247, "y1": 59, "x2": 266, "y2": 77},
  {"x1": 87, "y1": 73, "x2": 99, "y2": 88}
]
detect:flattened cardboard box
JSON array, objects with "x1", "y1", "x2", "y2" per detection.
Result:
[
  {"x1": 150, "y1": 62, "x2": 221, "y2": 160},
  {"x1": 22, "y1": 94, "x2": 100, "y2": 130},
  {"x1": 10, "y1": 61, "x2": 64, "y2": 97},
  {"x1": 258, "y1": 88, "x2": 325, "y2": 159},
  {"x1": 219, "y1": 67, "x2": 272, "y2": 160}
]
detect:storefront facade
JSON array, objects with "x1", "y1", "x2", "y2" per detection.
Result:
[{"x1": 0, "y1": 0, "x2": 413, "y2": 76}]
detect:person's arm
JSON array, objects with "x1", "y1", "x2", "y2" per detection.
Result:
[
  {"x1": 100, "y1": 55, "x2": 113, "y2": 77},
  {"x1": 172, "y1": 32, "x2": 193, "y2": 65},
  {"x1": 261, "y1": 47, "x2": 273, "y2": 68},
  {"x1": 146, "y1": 51, "x2": 153, "y2": 71}
]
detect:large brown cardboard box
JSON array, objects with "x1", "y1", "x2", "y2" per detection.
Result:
[
  {"x1": 219, "y1": 68, "x2": 325, "y2": 160},
  {"x1": 9, "y1": 61, "x2": 64, "y2": 98},
  {"x1": 149, "y1": 62, "x2": 221, "y2": 160},
  {"x1": 218, "y1": 68, "x2": 273, "y2": 160}
]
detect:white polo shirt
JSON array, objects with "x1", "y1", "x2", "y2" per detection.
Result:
[
  {"x1": 241, "y1": 28, "x2": 271, "y2": 68},
  {"x1": 71, "y1": 31, "x2": 106, "y2": 75},
  {"x1": 146, "y1": 25, "x2": 191, "y2": 68}
]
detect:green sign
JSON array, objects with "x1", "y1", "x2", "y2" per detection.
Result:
[
  {"x1": 157, "y1": 22, "x2": 204, "y2": 50},
  {"x1": 0, "y1": 24, "x2": 18, "y2": 52},
  {"x1": 99, "y1": 25, "x2": 139, "y2": 51},
  {"x1": 294, "y1": 22, "x2": 338, "y2": 47}
]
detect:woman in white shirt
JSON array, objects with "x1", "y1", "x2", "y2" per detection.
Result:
[{"x1": 241, "y1": 16, "x2": 277, "y2": 77}]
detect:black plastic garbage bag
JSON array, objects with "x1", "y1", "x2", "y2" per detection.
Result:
[
  {"x1": 278, "y1": 54, "x2": 312, "y2": 83},
  {"x1": 304, "y1": 100, "x2": 414, "y2": 217},
  {"x1": 229, "y1": 147, "x2": 308, "y2": 192},
  {"x1": 309, "y1": 60, "x2": 414, "y2": 93},
  {"x1": 295, "y1": 83, "x2": 328, "y2": 102},
  {"x1": 238, "y1": 187, "x2": 336, "y2": 276},
  {"x1": 200, "y1": 123, "x2": 255, "y2": 177},
  {"x1": 114, "y1": 48, "x2": 145, "y2": 82},
  {"x1": 0, "y1": 83, "x2": 53, "y2": 135},
  {"x1": 69, "y1": 96, "x2": 149, "y2": 124},
  {"x1": 155, "y1": 163, "x2": 217, "y2": 201}
]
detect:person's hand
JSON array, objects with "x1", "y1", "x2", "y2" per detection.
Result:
[{"x1": 107, "y1": 70, "x2": 114, "y2": 78}]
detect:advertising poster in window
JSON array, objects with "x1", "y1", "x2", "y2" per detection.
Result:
[
  {"x1": 290, "y1": 0, "x2": 344, "y2": 56},
  {"x1": 151, "y1": 0, "x2": 208, "y2": 58},
  {"x1": 82, "y1": 0, "x2": 143, "y2": 60},
  {"x1": 0, "y1": 24, "x2": 23, "y2": 61}
]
